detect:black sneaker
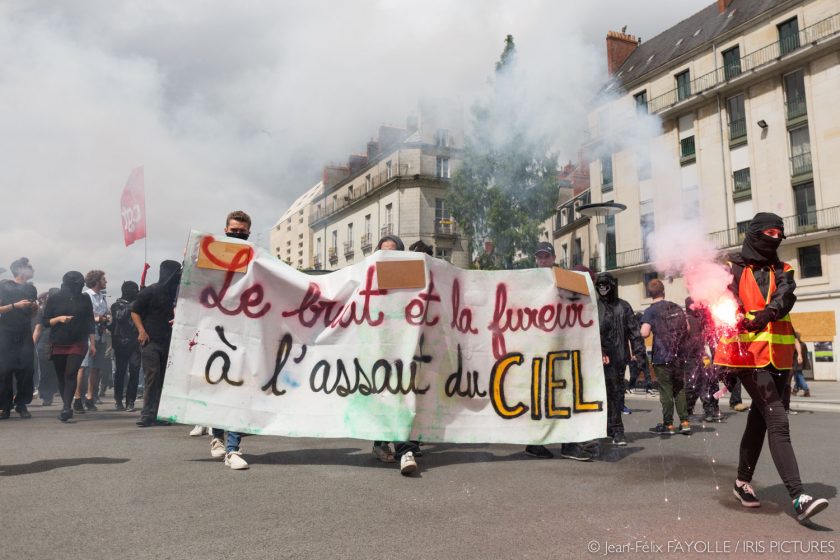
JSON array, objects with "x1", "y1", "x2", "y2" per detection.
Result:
[
  {"x1": 136, "y1": 418, "x2": 153, "y2": 428},
  {"x1": 73, "y1": 399, "x2": 86, "y2": 413},
  {"x1": 0, "y1": 409, "x2": 10, "y2": 420},
  {"x1": 15, "y1": 405, "x2": 32, "y2": 419},
  {"x1": 560, "y1": 443, "x2": 593, "y2": 462},
  {"x1": 58, "y1": 409, "x2": 72, "y2": 423},
  {"x1": 733, "y1": 481, "x2": 761, "y2": 508},
  {"x1": 793, "y1": 494, "x2": 828, "y2": 522},
  {"x1": 84, "y1": 398, "x2": 97, "y2": 411},
  {"x1": 125, "y1": 402, "x2": 135, "y2": 412},
  {"x1": 114, "y1": 401, "x2": 125, "y2": 411},
  {"x1": 650, "y1": 423, "x2": 674, "y2": 434},
  {"x1": 612, "y1": 433, "x2": 628, "y2": 446},
  {"x1": 525, "y1": 445, "x2": 554, "y2": 459}
]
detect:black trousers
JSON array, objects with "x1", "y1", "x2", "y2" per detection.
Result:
[
  {"x1": 37, "y1": 352, "x2": 58, "y2": 403},
  {"x1": 0, "y1": 336, "x2": 35, "y2": 411},
  {"x1": 140, "y1": 341, "x2": 169, "y2": 423},
  {"x1": 628, "y1": 359, "x2": 651, "y2": 391},
  {"x1": 685, "y1": 358, "x2": 719, "y2": 415},
  {"x1": 113, "y1": 344, "x2": 141, "y2": 405},
  {"x1": 51, "y1": 353, "x2": 86, "y2": 411},
  {"x1": 604, "y1": 364, "x2": 624, "y2": 436},
  {"x1": 734, "y1": 367, "x2": 803, "y2": 499}
]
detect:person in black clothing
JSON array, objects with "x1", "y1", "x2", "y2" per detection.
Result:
[
  {"x1": 32, "y1": 288, "x2": 60, "y2": 406},
  {"x1": 595, "y1": 272, "x2": 646, "y2": 446},
  {"x1": 132, "y1": 260, "x2": 181, "y2": 427},
  {"x1": 715, "y1": 213, "x2": 828, "y2": 522},
  {"x1": 110, "y1": 281, "x2": 141, "y2": 411},
  {"x1": 683, "y1": 297, "x2": 721, "y2": 422},
  {"x1": 0, "y1": 257, "x2": 39, "y2": 419},
  {"x1": 626, "y1": 312, "x2": 654, "y2": 394},
  {"x1": 41, "y1": 271, "x2": 96, "y2": 422}
]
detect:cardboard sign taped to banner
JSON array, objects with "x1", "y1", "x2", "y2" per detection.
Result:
[
  {"x1": 554, "y1": 267, "x2": 590, "y2": 296},
  {"x1": 197, "y1": 239, "x2": 252, "y2": 273},
  {"x1": 376, "y1": 260, "x2": 426, "y2": 289}
]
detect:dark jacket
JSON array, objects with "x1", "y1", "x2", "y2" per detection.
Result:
[
  {"x1": 42, "y1": 271, "x2": 95, "y2": 346},
  {"x1": 132, "y1": 261, "x2": 181, "y2": 344},
  {"x1": 596, "y1": 273, "x2": 646, "y2": 369}
]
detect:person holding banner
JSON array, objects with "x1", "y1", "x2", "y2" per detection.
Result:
[
  {"x1": 524, "y1": 243, "x2": 593, "y2": 461},
  {"x1": 132, "y1": 260, "x2": 181, "y2": 428}
]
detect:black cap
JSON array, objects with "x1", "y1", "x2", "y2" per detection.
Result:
[{"x1": 534, "y1": 242, "x2": 555, "y2": 256}]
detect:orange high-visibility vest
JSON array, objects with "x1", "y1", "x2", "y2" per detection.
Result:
[{"x1": 714, "y1": 263, "x2": 795, "y2": 369}]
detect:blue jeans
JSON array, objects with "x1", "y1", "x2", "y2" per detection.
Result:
[
  {"x1": 793, "y1": 371, "x2": 809, "y2": 392},
  {"x1": 211, "y1": 428, "x2": 242, "y2": 452}
]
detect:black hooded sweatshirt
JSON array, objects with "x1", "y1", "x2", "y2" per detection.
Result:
[
  {"x1": 729, "y1": 212, "x2": 796, "y2": 319},
  {"x1": 110, "y1": 281, "x2": 140, "y2": 348},
  {"x1": 595, "y1": 272, "x2": 646, "y2": 369},
  {"x1": 42, "y1": 271, "x2": 96, "y2": 346},
  {"x1": 132, "y1": 260, "x2": 181, "y2": 344}
]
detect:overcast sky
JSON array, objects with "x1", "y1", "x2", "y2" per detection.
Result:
[{"x1": 0, "y1": 0, "x2": 709, "y2": 290}]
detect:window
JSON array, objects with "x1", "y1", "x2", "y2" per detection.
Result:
[
  {"x1": 640, "y1": 199, "x2": 655, "y2": 260},
  {"x1": 633, "y1": 91, "x2": 648, "y2": 114},
  {"x1": 385, "y1": 203, "x2": 393, "y2": 225},
  {"x1": 798, "y1": 245, "x2": 822, "y2": 278},
  {"x1": 435, "y1": 129, "x2": 449, "y2": 147},
  {"x1": 605, "y1": 214, "x2": 616, "y2": 270},
  {"x1": 572, "y1": 238, "x2": 583, "y2": 267},
  {"x1": 789, "y1": 126, "x2": 811, "y2": 176},
  {"x1": 680, "y1": 136, "x2": 696, "y2": 161},
  {"x1": 346, "y1": 223, "x2": 353, "y2": 249},
  {"x1": 364, "y1": 214, "x2": 371, "y2": 236},
  {"x1": 722, "y1": 46, "x2": 741, "y2": 80},
  {"x1": 434, "y1": 247, "x2": 452, "y2": 262},
  {"x1": 601, "y1": 155, "x2": 613, "y2": 188},
  {"x1": 783, "y1": 70, "x2": 806, "y2": 120},
  {"x1": 436, "y1": 156, "x2": 450, "y2": 178},
  {"x1": 332, "y1": 194, "x2": 337, "y2": 210},
  {"x1": 736, "y1": 220, "x2": 749, "y2": 242},
  {"x1": 365, "y1": 174, "x2": 372, "y2": 192},
  {"x1": 675, "y1": 70, "x2": 691, "y2": 101},
  {"x1": 726, "y1": 94, "x2": 746, "y2": 141},
  {"x1": 794, "y1": 181, "x2": 816, "y2": 229},
  {"x1": 733, "y1": 168, "x2": 751, "y2": 195},
  {"x1": 778, "y1": 17, "x2": 800, "y2": 55},
  {"x1": 435, "y1": 198, "x2": 452, "y2": 234},
  {"x1": 561, "y1": 244, "x2": 568, "y2": 268},
  {"x1": 316, "y1": 236, "x2": 321, "y2": 253},
  {"x1": 331, "y1": 230, "x2": 337, "y2": 249},
  {"x1": 386, "y1": 160, "x2": 393, "y2": 179}
]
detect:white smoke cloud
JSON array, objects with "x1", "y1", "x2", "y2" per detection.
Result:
[{"x1": 0, "y1": 0, "x2": 709, "y2": 289}]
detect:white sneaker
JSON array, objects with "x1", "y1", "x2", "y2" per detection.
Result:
[
  {"x1": 400, "y1": 451, "x2": 417, "y2": 476},
  {"x1": 372, "y1": 443, "x2": 396, "y2": 463},
  {"x1": 189, "y1": 425, "x2": 207, "y2": 437},
  {"x1": 210, "y1": 438, "x2": 226, "y2": 458},
  {"x1": 225, "y1": 451, "x2": 249, "y2": 470}
]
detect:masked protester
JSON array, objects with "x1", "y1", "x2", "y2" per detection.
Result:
[
  {"x1": 110, "y1": 281, "x2": 141, "y2": 411},
  {"x1": 714, "y1": 212, "x2": 828, "y2": 522},
  {"x1": 595, "y1": 272, "x2": 646, "y2": 446},
  {"x1": 41, "y1": 271, "x2": 96, "y2": 422},
  {"x1": 0, "y1": 257, "x2": 39, "y2": 419},
  {"x1": 131, "y1": 260, "x2": 181, "y2": 428},
  {"x1": 32, "y1": 288, "x2": 61, "y2": 406},
  {"x1": 683, "y1": 298, "x2": 721, "y2": 422}
]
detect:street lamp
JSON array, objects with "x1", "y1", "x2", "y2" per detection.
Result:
[{"x1": 577, "y1": 202, "x2": 627, "y2": 272}]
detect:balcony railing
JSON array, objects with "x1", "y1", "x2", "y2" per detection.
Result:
[
  {"x1": 343, "y1": 241, "x2": 354, "y2": 257},
  {"x1": 309, "y1": 164, "x2": 413, "y2": 225},
  {"x1": 729, "y1": 118, "x2": 747, "y2": 141},
  {"x1": 680, "y1": 136, "x2": 696, "y2": 163},
  {"x1": 360, "y1": 233, "x2": 372, "y2": 252},
  {"x1": 435, "y1": 219, "x2": 456, "y2": 236},
  {"x1": 786, "y1": 95, "x2": 807, "y2": 120},
  {"x1": 646, "y1": 12, "x2": 840, "y2": 114},
  {"x1": 380, "y1": 224, "x2": 393, "y2": 238},
  {"x1": 313, "y1": 256, "x2": 322, "y2": 269},
  {"x1": 328, "y1": 247, "x2": 338, "y2": 264},
  {"x1": 790, "y1": 151, "x2": 812, "y2": 176}
]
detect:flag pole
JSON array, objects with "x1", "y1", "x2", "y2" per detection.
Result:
[{"x1": 140, "y1": 167, "x2": 150, "y2": 288}]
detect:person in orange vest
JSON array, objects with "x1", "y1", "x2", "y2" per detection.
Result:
[{"x1": 714, "y1": 212, "x2": 828, "y2": 523}]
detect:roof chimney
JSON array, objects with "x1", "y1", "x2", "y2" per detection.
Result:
[
  {"x1": 717, "y1": 0, "x2": 734, "y2": 13},
  {"x1": 606, "y1": 30, "x2": 639, "y2": 75}
]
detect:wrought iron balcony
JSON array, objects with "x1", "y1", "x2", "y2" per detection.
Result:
[{"x1": 790, "y1": 152, "x2": 812, "y2": 177}]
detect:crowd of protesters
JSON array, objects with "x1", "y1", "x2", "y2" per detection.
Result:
[{"x1": 0, "y1": 210, "x2": 827, "y2": 522}]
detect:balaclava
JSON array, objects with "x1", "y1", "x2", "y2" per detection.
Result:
[
  {"x1": 741, "y1": 212, "x2": 785, "y2": 266},
  {"x1": 121, "y1": 281, "x2": 140, "y2": 302},
  {"x1": 595, "y1": 272, "x2": 618, "y2": 303}
]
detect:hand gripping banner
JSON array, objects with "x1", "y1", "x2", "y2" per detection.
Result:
[{"x1": 158, "y1": 232, "x2": 606, "y2": 445}]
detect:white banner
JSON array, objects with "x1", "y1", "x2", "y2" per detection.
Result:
[{"x1": 158, "y1": 231, "x2": 607, "y2": 444}]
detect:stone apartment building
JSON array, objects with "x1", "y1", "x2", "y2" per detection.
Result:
[
  {"x1": 270, "y1": 181, "x2": 323, "y2": 269},
  {"x1": 580, "y1": 0, "x2": 840, "y2": 380},
  {"x1": 271, "y1": 100, "x2": 469, "y2": 271}
]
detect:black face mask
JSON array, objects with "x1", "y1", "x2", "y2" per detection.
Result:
[{"x1": 226, "y1": 231, "x2": 250, "y2": 241}]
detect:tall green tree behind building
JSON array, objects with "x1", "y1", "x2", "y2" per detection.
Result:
[{"x1": 448, "y1": 34, "x2": 558, "y2": 269}]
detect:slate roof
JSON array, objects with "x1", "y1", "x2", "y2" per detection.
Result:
[{"x1": 614, "y1": 0, "x2": 793, "y2": 88}]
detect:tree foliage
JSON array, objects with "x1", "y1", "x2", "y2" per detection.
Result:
[{"x1": 448, "y1": 35, "x2": 558, "y2": 269}]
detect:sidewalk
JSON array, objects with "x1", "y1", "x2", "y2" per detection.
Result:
[{"x1": 626, "y1": 380, "x2": 840, "y2": 414}]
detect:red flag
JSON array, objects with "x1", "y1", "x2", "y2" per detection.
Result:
[{"x1": 120, "y1": 166, "x2": 146, "y2": 247}]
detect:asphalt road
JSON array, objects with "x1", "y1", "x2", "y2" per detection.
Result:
[{"x1": 2, "y1": 399, "x2": 837, "y2": 560}]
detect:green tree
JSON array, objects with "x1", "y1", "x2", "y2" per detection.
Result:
[{"x1": 448, "y1": 35, "x2": 558, "y2": 269}]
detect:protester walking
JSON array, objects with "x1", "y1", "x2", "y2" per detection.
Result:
[
  {"x1": 110, "y1": 281, "x2": 142, "y2": 411},
  {"x1": 41, "y1": 271, "x2": 96, "y2": 422},
  {"x1": 0, "y1": 258, "x2": 39, "y2": 419},
  {"x1": 714, "y1": 212, "x2": 828, "y2": 522},
  {"x1": 32, "y1": 288, "x2": 60, "y2": 406}
]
